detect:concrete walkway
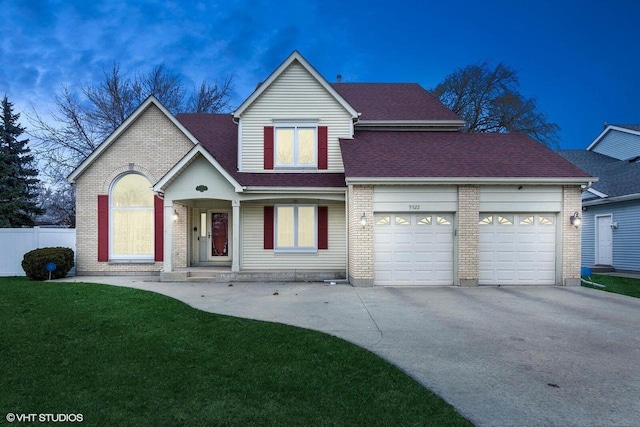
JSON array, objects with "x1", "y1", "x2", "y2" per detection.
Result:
[{"x1": 60, "y1": 276, "x2": 640, "y2": 426}]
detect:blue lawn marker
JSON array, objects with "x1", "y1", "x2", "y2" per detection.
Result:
[{"x1": 45, "y1": 262, "x2": 57, "y2": 280}]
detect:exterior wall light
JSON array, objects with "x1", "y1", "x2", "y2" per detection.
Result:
[
  {"x1": 361, "y1": 213, "x2": 367, "y2": 228},
  {"x1": 173, "y1": 210, "x2": 179, "y2": 222},
  {"x1": 570, "y1": 211, "x2": 581, "y2": 228}
]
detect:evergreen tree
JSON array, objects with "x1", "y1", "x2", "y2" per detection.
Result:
[{"x1": 0, "y1": 95, "x2": 43, "y2": 227}]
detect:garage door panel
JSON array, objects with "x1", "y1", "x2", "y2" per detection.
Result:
[
  {"x1": 374, "y1": 213, "x2": 453, "y2": 286},
  {"x1": 479, "y1": 213, "x2": 557, "y2": 285}
]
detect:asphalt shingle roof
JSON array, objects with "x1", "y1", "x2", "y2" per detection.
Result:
[
  {"x1": 332, "y1": 83, "x2": 461, "y2": 121},
  {"x1": 340, "y1": 131, "x2": 591, "y2": 179},
  {"x1": 557, "y1": 150, "x2": 640, "y2": 197}
]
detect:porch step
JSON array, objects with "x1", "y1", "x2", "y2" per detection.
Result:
[
  {"x1": 589, "y1": 265, "x2": 615, "y2": 273},
  {"x1": 161, "y1": 269, "x2": 347, "y2": 283}
]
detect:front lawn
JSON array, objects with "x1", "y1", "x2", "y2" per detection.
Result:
[
  {"x1": 582, "y1": 274, "x2": 640, "y2": 299},
  {"x1": 0, "y1": 278, "x2": 471, "y2": 426}
]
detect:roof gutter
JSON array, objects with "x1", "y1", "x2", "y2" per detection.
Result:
[
  {"x1": 344, "y1": 176, "x2": 598, "y2": 185},
  {"x1": 584, "y1": 193, "x2": 640, "y2": 206}
]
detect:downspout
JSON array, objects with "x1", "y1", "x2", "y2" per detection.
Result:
[{"x1": 345, "y1": 187, "x2": 349, "y2": 282}]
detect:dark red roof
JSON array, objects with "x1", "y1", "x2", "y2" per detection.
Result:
[
  {"x1": 175, "y1": 114, "x2": 346, "y2": 188},
  {"x1": 332, "y1": 83, "x2": 461, "y2": 121},
  {"x1": 339, "y1": 131, "x2": 592, "y2": 179}
]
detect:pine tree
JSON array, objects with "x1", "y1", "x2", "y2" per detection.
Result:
[{"x1": 0, "y1": 95, "x2": 43, "y2": 227}]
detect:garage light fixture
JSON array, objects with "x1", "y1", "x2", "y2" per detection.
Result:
[
  {"x1": 173, "y1": 210, "x2": 179, "y2": 222},
  {"x1": 361, "y1": 213, "x2": 367, "y2": 228},
  {"x1": 570, "y1": 211, "x2": 581, "y2": 228}
]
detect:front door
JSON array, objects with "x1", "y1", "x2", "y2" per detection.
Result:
[
  {"x1": 596, "y1": 215, "x2": 613, "y2": 265},
  {"x1": 198, "y1": 210, "x2": 231, "y2": 263}
]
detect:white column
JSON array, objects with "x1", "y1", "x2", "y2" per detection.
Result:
[
  {"x1": 232, "y1": 200, "x2": 240, "y2": 272},
  {"x1": 163, "y1": 202, "x2": 173, "y2": 272}
]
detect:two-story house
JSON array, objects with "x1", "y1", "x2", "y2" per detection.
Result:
[
  {"x1": 559, "y1": 124, "x2": 640, "y2": 273},
  {"x1": 68, "y1": 51, "x2": 592, "y2": 286}
]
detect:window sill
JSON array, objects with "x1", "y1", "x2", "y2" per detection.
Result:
[
  {"x1": 108, "y1": 259, "x2": 156, "y2": 264},
  {"x1": 274, "y1": 249, "x2": 318, "y2": 255}
]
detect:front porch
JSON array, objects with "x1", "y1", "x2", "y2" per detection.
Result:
[{"x1": 160, "y1": 267, "x2": 347, "y2": 283}]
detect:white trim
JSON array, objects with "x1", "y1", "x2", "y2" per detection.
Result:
[
  {"x1": 153, "y1": 144, "x2": 244, "y2": 193},
  {"x1": 232, "y1": 51, "x2": 359, "y2": 120},
  {"x1": 586, "y1": 187, "x2": 609, "y2": 199},
  {"x1": 237, "y1": 117, "x2": 243, "y2": 172},
  {"x1": 584, "y1": 192, "x2": 640, "y2": 206},
  {"x1": 274, "y1": 125, "x2": 318, "y2": 169},
  {"x1": 274, "y1": 204, "x2": 318, "y2": 252},
  {"x1": 345, "y1": 177, "x2": 597, "y2": 185},
  {"x1": 587, "y1": 125, "x2": 640, "y2": 151},
  {"x1": 355, "y1": 119, "x2": 465, "y2": 129},
  {"x1": 68, "y1": 96, "x2": 199, "y2": 184}
]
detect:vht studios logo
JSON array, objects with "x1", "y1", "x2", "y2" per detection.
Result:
[{"x1": 6, "y1": 413, "x2": 84, "y2": 423}]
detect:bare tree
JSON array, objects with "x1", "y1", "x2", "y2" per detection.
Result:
[
  {"x1": 28, "y1": 64, "x2": 234, "y2": 226},
  {"x1": 432, "y1": 61, "x2": 560, "y2": 148}
]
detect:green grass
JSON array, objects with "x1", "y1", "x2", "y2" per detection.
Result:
[
  {"x1": 0, "y1": 277, "x2": 471, "y2": 426},
  {"x1": 582, "y1": 274, "x2": 640, "y2": 299}
]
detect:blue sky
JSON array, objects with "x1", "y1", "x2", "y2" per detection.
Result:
[{"x1": 1, "y1": 0, "x2": 638, "y2": 150}]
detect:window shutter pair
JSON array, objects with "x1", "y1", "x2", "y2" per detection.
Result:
[
  {"x1": 96, "y1": 195, "x2": 164, "y2": 262},
  {"x1": 263, "y1": 126, "x2": 328, "y2": 170},
  {"x1": 263, "y1": 206, "x2": 328, "y2": 250}
]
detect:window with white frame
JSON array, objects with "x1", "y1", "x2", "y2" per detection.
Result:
[
  {"x1": 275, "y1": 125, "x2": 317, "y2": 168},
  {"x1": 275, "y1": 205, "x2": 317, "y2": 251},
  {"x1": 110, "y1": 173, "x2": 154, "y2": 259}
]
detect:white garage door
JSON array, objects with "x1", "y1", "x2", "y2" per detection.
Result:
[
  {"x1": 374, "y1": 213, "x2": 454, "y2": 286},
  {"x1": 479, "y1": 214, "x2": 556, "y2": 285}
]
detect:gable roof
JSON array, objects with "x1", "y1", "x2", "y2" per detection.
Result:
[
  {"x1": 67, "y1": 96, "x2": 199, "y2": 184},
  {"x1": 232, "y1": 51, "x2": 358, "y2": 120},
  {"x1": 332, "y1": 83, "x2": 463, "y2": 124},
  {"x1": 587, "y1": 124, "x2": 640, "y2": 152},
  {"x1": 557, "y1": 150, "x2": 640, "y2": 199},
  {"x1": 340, "y1": 131, "x2": 593, "y2": 183},
  {"x1": 176, "y1": 114, "x2": 346, "y2": 188}
]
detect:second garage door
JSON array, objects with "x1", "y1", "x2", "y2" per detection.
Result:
[
  {"x1": 479, "y1": 213, "x2": 557, "y2": 285},
  {"x1": 374, "y1": 213, "x2": 454, "y2": 286}
]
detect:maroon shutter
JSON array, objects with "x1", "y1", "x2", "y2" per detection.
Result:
[
  {"x1": 318, "y1": 206, "x2": 328, "y2": 250},
  {"x1": 318, "y1": 126, "x2": 328, "y2": 170},
  {"x1": 154, "y1": 196, "x2": 164, "y2": 261},
  {"x1": 264, "y1": 126, "x2": 274, "y2": 170},
  {"x1": 264, "y1": 206, "x2": 274, "y2": 249},
  {"x1": 97, "y1": 195, "x2": 109, "y2": 262}
]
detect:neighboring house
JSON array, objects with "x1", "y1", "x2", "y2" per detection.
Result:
[
  {"x1": 67, "y1": 51, "x2": 592, "y2": 286},
  {"x1": 558, "y1": 124, "x2": 640, "y2": 272}
]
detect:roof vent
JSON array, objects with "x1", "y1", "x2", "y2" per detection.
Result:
[{"x1": 337, "y1": 74, "x2": 342, "y2": 83}]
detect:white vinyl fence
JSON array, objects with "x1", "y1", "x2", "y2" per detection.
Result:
[{"x1": 0, "y1": 227, "x2": 76, "y2": 276}]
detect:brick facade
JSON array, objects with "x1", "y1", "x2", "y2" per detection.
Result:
[
  {"x1": 562, "y1": 185, "x2": 583, "y2": 286},
  {"x1": 74, "y1": 104, "x2": 193, "y2": 274},
  {"x1": 457, "y1": 185, "x2": 479, "y2": 286},
  {"x1": 347, "y1": 184, "x2": 374, "y2": 286}
]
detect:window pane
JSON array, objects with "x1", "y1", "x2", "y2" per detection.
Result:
[
  {"x1": 498, "y1": 215, "x2": 513, "y2": 225},
  {"x1": 200, "y1": 212, "x2": 207, "y2": 237},
  {"x1": 376, "y1": 216, "x2": 390, "y2": 225},
  {"x1": 298, "y1": 128, "x2": 316, "y2": 165},
  {"x1": 479, "y1": 215, "x2": 493, "y2": 225},
  {"x1": 418, "y1": 216, "x2": 432, "y2": 225},
  {"x1": 437, "y1": 215, "x2": 452, "y2": 225},
  {"x1": 539, "y1": 216, "x2": 554, "y2": 225},
  {"x1": 276, "y1": 128, "x2": 294, "y2": 165},
  {"x1": 113, "y1": 210, "x2": 154, "y2": 255},
  {"x1": 276, "y1": 206, "x2": 295, "y2": 247},
  {"x1": 112, "y1": 174, "x2": 153, "y2": 207},
  {"x1": 297, "y1": 206, "x2": 316, "y2": 247},
  {"x1": 520, "y1": 216, "x2": 534, "y2": 225}
]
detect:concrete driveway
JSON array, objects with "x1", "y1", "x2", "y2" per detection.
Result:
[{"x1": 63, "y1": 277, "x2": 640, "y2": 426}]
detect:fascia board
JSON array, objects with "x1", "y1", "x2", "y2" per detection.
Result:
[
  {"x1": 584, "y1": 193, "x2": 640, "y2": 206},
  {"x1": 67, "y1": 96, "x2": 199, "y2": 184},
  {"x1": 153, "y1": 145, "x2": 243, "y2": 193},
  {"x1": 345, "y1": 177, "x2": 598, "y2": 185}
]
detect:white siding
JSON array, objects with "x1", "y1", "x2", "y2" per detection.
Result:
[
  {"x1": 592, "y1": 130, "x2": 640, "y2": 160},
  {"x1": 239, "y1": 62, "x2": 353, "y2": 172},
  {"x1": 164, "y1": 155, "x2": 238, "y2": 202},
  {"x1": 480, "y1": 186, "x2": 562, "y2": 212},
  {"x1": 241, "y1": 202, "x2": 346, "y2": 270},
  {"x1": 373, "y1": 186, "x2": 458, "y2": 212}
]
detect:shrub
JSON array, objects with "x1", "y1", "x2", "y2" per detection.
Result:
[{"x1": 21, "y1": 247, "x2": 75, "y2": 280}]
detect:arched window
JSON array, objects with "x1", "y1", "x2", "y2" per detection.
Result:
[{"x1": 110, "y1": 173, "x2": 154, "y2": 259}]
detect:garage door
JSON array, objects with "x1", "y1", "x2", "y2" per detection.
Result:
[
  {"x1": 479, "y1": 214, "x2": 556, "y2": 285},
  {"x1": 374, "y1": 213, "x2": 454, "y2": 286}
]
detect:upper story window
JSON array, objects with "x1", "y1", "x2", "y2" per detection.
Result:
[{"x1": 275, "y1": 125, "x2": 317, "y2": 168}]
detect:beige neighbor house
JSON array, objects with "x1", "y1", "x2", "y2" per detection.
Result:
[{"x1": 68, "y1": 51, "x2": 593, "y2": 286}]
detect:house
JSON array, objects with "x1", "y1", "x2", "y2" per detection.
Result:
[
  {"x1": 558, "y1": 124, "x2": 640, "y2": 273},
  {"x1": 67, "y1": 51, "x2": 592, "y2": 286}
]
